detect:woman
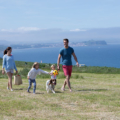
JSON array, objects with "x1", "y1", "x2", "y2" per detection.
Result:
[{"x1": 2, "y1": 47, "x2": 18, "y2": 91}]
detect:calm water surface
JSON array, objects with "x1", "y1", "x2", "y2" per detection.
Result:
[{"x1": 0, "y1": 45, "x2": 120, "y2": 68}]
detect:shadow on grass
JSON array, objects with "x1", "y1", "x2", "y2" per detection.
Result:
[
  {"x1": 36, "y1": 92, "x2": 44, "y2": 94},
  {"x1": 55, "y1": 91, "x2": 63, "y2": 93},
  {"x1": 77, "y1": 89, "x2": 108, "y2": 92},
  {"x1": 14, "y1": 88, "x2": 26, "y2": 90}
]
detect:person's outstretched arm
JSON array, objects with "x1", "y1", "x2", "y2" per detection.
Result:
[
  {"x1": 57, "y1": 54, "x2": 61, "y2": 70},
  {"x1": 38, "y1": 69, "x2": 49, "y2": 74},
  {"x1": 72, "y1": 52, "x2": 79, "y2": 67}
]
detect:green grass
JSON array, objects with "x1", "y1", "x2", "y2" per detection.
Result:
[
  {"x1": 0, "y1": 70, "x2": 120, "y2": 120},
  {"x1": 1, "y1": 60, "x2": 120, "y2": 119}
]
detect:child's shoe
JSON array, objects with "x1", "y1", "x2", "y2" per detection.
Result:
[{"x1": 27, "y1": 90, "x2": 30, "y2": 93}]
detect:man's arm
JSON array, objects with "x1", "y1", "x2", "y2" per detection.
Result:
[
  {"x1": 72, "y1": 52, "x2": 79, "y2": 67},
  {"x1": 57, "y1": 54, "x2": 61, "y2": 70}
]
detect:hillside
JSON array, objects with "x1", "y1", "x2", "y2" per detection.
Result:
[
  {"x1": 0, "y1": 63, "x2": 120, "y2": 119},
  {"x1": 0, "y1": 60, "x2": 120, "y2": 77}
]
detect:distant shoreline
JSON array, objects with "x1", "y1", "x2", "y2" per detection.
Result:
[{"x1": 1, "y1": 44, "x2": 119, "y2": 53}]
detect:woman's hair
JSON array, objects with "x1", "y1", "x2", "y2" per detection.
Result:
[
  {"x1": 51, "y1": 64, "x2": 55, "y2": 68},
  {"x1": 32, "y1": 62, "x2": 39, "y2": 68},
  {"x1": 4, "y1": 47, "x2": 12, "y2": 55}
]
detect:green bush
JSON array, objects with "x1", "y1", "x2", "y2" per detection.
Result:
[
  {"x1": 57, "y1": 73, "x2": 65, "y2": 79},
  {"x1": 0, "y1": 71, "x2": 8, "y2": 79},
  {"x1": 1, "y1": 59, "x2": 120, "y2": 74},
  {"x1": 72, "y1": 65, "x2": 120, "y2": 74},
  {"x1": 36, "y1": 74, "x2": 50, "y2": 79},
  {"x1": 19, "y1": 68, "x2": 29, "y2": 77}
]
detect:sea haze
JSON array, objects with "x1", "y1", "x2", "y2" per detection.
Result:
[{"x1": 0, "y1": 45, "x2": 120, "y2": 68}]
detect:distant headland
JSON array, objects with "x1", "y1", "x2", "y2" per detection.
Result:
[
  {"x1": 82, "y1": 40, "x2": 107, "y2": 46},
  {"x1": 69, "y1": 40, "x2": 107, "y2": 47},
  {"x1": 0, "y1": 40, "x2": 107, "y2": 52}
]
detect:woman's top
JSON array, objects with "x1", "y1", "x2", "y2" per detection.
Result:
[
  {"x1": 28, "y1": 68, "x2": 49, "y2": 79},
  {"x1": 2, "y1": 54, "x2": 17, "y2": 71}
]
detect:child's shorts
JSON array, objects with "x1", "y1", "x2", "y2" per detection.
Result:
[{"x1": 5, "y1": 69, "x2": 14, "y2": 73}]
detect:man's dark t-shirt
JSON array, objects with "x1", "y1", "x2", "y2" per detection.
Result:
[{"x1": 59, "y1": 46, "x2": 74, "y2": 66}]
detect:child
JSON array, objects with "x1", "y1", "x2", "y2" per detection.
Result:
[
  {"x1": 27, "y1": 62, "x2": 50, "y2": 94},
  {"x1": 50, "y1": 64, "x2": 57, "y2": 80},
  {"x1": 46, "y1": 64, "x2": 57, "y2": 93}
]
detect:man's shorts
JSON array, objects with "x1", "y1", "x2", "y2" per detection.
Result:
[
  {"x1": 5, "y1": 69, "x2": 14, "y2": 73},
  {"x1": 62, "y1": 65, "x2": 72, "y2": 77}
]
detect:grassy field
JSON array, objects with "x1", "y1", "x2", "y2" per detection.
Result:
[{"x1": 0, "y1": 67, "x2": 120, "y2": 120}]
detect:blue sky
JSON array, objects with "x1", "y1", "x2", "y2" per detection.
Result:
[{"x1": 0, "y1": 0, "x2": 120, "y2": 43}]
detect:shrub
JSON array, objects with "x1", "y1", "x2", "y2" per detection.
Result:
[
  {"x1": 19, "y1": 68, "x2": 29, "y2": 77},
  {"x1": 1, "y1": 59, "x2": 120, "y2": 74}
]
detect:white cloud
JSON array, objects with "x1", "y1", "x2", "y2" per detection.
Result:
[
  {"x1": 17, "y1": 27, "x2": 40, "y2": 31},
  {"x1": 0, "y1": 27, "x2": 120, "y2": 44},
  {"x1": 1, "y1": 29, "x2": 13, "y2": 32},
  {"x1": 1, "y1": 27, "x2": 44, "y2": 32},
  {"x1": 70, "y1": 29, "x2": 86, "y2": 32}
]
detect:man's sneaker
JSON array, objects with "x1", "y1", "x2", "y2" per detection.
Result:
[
  {"x1": 11, "y1": 89, "x2": 13, "y2": 91},
  {"x1": 70, "y1": 89, "x2": 72, "y2": 92},
  {"x1": 61, "y1": 86, "x2": 65, "y2": 91}
]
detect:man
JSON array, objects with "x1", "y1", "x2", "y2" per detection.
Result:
[{"x1": 57, "y1": 38, "x2": 79, "y2": 92}]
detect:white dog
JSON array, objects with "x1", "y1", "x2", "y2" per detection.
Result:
[{"x1": 46, "y1": 79, "x2": 56, "y2": 94}]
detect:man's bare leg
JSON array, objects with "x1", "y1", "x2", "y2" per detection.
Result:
[
  {"x1": 61, "y1": 80, "x2": 67, "y2": 91},
  {"x1": 66, "y1": 75, "x2": 72, "y2": 91},
  {"x1": 62, "y1": 75, "x2": 71, "y2": 92},
  {"x1": 63, "y1": 80, "x2": 67, "y2": 88}
]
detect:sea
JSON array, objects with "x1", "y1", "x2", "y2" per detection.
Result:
[{"x1": 0, "y1": 44, "x2": 120, "y2": 68}]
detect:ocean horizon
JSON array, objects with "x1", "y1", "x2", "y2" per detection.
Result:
[{"x1": 0, "y1": 44, "x2": 120, "y2": 68}]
